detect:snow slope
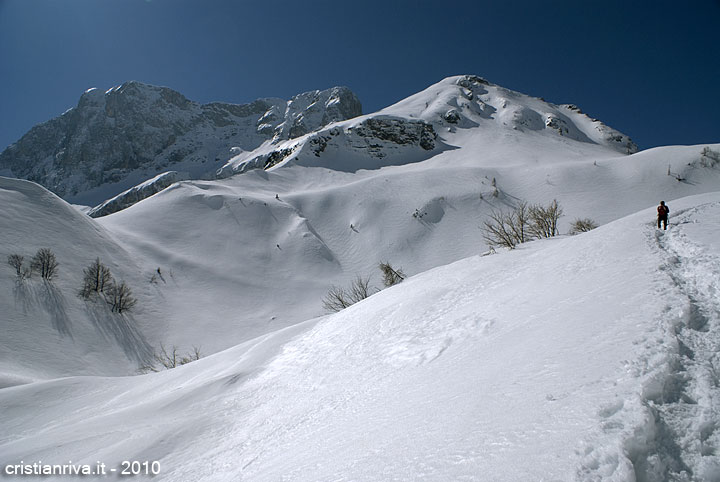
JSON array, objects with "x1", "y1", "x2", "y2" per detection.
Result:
[
  {"x1": 0, "y1": 177, "x2": 164, "y2": 384},
  {"x1": 2, "y1": 192, "x2": 719, "y2": 481},
  {"x1": 94, "y1": 142, "x2": 720, "y2": 365}
]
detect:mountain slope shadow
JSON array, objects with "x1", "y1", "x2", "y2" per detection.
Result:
[
  {"x1": 40, "y1": 282, "x2": 73, "y2": 337},
  {"x1": 85, "y1": 301, "x2": 154, "y2": 364},
  {"x1": 12, "y1": 280, "x2": 36, "y2": 314},
  {"x1": 13, "y1": 280, "x2": 72, "y2": 337}
]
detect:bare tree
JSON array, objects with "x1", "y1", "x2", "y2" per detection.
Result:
[
  {"x1": 139, "y1": 344, "x2": 202, "y2": 372},
  {"x1": 379, "y1": 262, "x2": 406, "y2": 287},
  {"x1": 80, "y1": 258, "x2": 113, "y2": 298},
  {"x1": 483, "y1": 208, "x2": 526, "y2": 249},
  {"x1": 322, "y1": 275, "x2": 374, "y2": 313},
  {"x1": 106, "y1": 281, "x2": 137, "y2": 313},
  {"x1": 509, "y1": 201, "x2": 533, "y2": 244},
  {"x1": 569, "y1": 218, "x2": 599, "y2": 235},
  {"x1": 322, "y1": 285, "x2": 351, "y2": 313},
  {"x1": 529, "y1": 199, "x2": 563, "y2": 238},
  {"x1": 7, "y1": 254, "x2": 30, "y2": 280},
  {"x1": 31, "y1": 248, "x2": 58, "y2": 280},
  {"x1": 483, "y1": 209, "x2": 516, "y2": 249}
]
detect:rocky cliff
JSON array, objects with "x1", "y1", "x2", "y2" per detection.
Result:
[{"x1": 0, "y1": 81, "x2": 362, "y2": 205}]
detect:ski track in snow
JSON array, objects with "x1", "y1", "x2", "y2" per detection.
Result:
[{"x1": 579, "y1": 202, "x2": 720, "y2": 482}]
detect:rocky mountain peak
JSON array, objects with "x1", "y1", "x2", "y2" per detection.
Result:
[{"x1": 0, "y1": 82, "x2": 362, "y2": 205}]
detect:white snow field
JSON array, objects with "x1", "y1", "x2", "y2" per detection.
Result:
[
  {"x1": 2, "y1": 75, "x2": 720, "y2": 480},
  {"x1": 1, "y1": 193, "x2": 720, "y2": 481},
  {"x1": 0, "y1": 177, "x2": 157, "y2": 384}
]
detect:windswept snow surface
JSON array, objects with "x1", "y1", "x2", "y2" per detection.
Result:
[
  {"x1": 94, "y1": 142, "x2": 720, "y2": 366},
  {"x1": 2, "y1": 193, "x2": 720, "y2": 481}
]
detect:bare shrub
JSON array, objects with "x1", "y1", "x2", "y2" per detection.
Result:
[
  {"x1": 482, "y1": 203, "x2": 532, "y2": 249},
  {"x1": 509, "y1": 201, "x2": 532, "y2": 244},
  {"x1": 323, "y1": 285, "x2": 352, "y2": 312},
  {"x1": 31, "y1": 248, "x2": 58, "y2": 280},
  {"x1": 483, "y1": 209, "x2": 519, "y2": 249},
  {"x1": 80, "y1": 258, "x2": 113, "y2": 299},
  {"x1": 529, "y1": 199, "x2": 563, "y2": 238},
  {"x1": 323, "y1": 275, "x2": 374, "y2": 313},
  {"x1": 569, "y1": 218, "x2": 599, "y2": 235},
  {"x1": 484, "y1": 200, "x2": 565, "y2": 248},
  {"x1": 106, "y1": 281, "x2": 137, "y2": 313},
  {"x1": 139, "y1": 344, "x2": 202, "y2": 372},
  {"x1": 379, "y1": 262, "x2": 405, "y2": 287}
]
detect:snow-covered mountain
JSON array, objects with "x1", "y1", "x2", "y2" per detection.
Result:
[
  {"x1": 2, "y1": 74, "x2": 720, "y2": 481},
  {"x1": 218, "y1": 75, "x2": 637, "y2": 176},
  {"x1": 0, "y1": 81, "x2": 361, "y2": 205},
  {"x1": 2, "y1": 75, "x2": 720, "y2": 383}
]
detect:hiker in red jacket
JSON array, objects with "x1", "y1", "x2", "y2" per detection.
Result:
[{"x1": 657, "y1": 201, "x2": 669, "y2": 230}]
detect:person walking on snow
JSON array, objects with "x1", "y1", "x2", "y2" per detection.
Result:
[{"x1": 657, "y1": 201, "x2": 669, "y2": 230}]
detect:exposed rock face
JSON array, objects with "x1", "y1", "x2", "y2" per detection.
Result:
[
  {"x1": 217, "y1": 116, "x2": 440, "y2": 177},
  {"x1": 352, "y1": 118, "x2": 437, "y2": 152},
  {"x1": 0, "y1": 82, "x2": 362, "y2": 204},
  {"x1": 87, "y1": 171, "x2": 189, "y2": 217}
]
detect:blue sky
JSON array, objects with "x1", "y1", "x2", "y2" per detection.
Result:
[{"x1": 0, "y1": 0, "x2": 718, "y2": 151}]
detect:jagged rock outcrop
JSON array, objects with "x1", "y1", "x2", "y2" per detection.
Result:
[
  {"x1": 217, "y1": 116, "x2": 441, "y2": 177},
  {"x1": 87, "y1": 171, "x2": 189, "y2": 217},
  {"x1": 0, "y1": 82, "x2": 362, "y2": 205}
]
